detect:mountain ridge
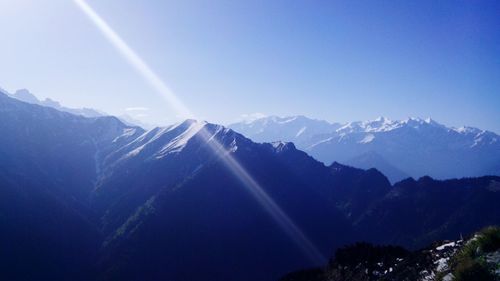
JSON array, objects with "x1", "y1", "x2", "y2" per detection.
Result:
[
  {"x1": 229, "y1": 115, "x2": 500, "y2": 183},
  {"x1": 0, "y1": 92, "x2": 499, "y2": 280},
  {"x1": 2, "y1": 87, "x2": 154, "y2": 128}
]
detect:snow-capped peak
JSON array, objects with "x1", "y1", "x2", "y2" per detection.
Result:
[
  {"x1": 122, "y1": 120, "x2": 206, "y2": 158},
  {"x1": 337, "y1": 117, "x2": 401, "y2": 134},
  {"x1": 454, "y1": 126, "x2": 483, "y2": 135},
  {"x1": 271, "y1": 141, "x2": 296, "y2": 152},
  {"x1": 402, "y1": 117, "x2": 441, "y2": 126},
  {"x1": 359, "y1": 134, "x2": 375, "y2": 144},
  {"x1": 117, "y1": 119, "x2": 246, "y2": 162},
  {"x1": 156, "y1": 120, "x2": 207, "y2": 157},
  {"x1": 374, "y1": 116, "x2": 390, "y2": 122}
]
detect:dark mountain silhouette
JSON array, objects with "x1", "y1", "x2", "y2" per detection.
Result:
[
  {"x1": 344, "y1": 151, "x2": 410, "y2": 183},
  {"x1": 0, "y1": 92, "x2": 142, "y2": 280},
  {"x1": 355, "y1": 176, "x2": 500, "y2": 249},
  {"x1": 281, "y1": 227, "x2": 500, "y2": 281},
  {"x1": 0, "y1": 92, "x2": 499, "y2": 280}
]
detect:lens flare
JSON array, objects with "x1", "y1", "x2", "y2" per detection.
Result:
[
  {"x1": 73, "y1": 0, "x2": 193, "y2": 119},
  {"x1": 73, "y1": 0, "x2": 325, "y2": 264}
]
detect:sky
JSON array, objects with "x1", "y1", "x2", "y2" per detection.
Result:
[{"x1": 0, "y1": 0, "x2": 499, "y2": 132}]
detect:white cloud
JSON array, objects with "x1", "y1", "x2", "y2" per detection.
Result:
[
  {"x1": 240, "y1": 112, "x2": 267, "y2": 121},
  {"x1": 239, "y1": 112, "x2": 267, "y2": 123},
  {"x1": 125, "y1": 107, "x2": 149, "y2": 111}
]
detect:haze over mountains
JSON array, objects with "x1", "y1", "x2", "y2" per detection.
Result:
[
  {"x1": 0, "y1": 87, "x2": 153, "y2": 129},
  {"x1": 5, "y1": 88, "x2": 105, "y2": 118},
  {"x1": 4, "y1": 87, "x2": 498, "y2": 185},
  {"x1": 229, "y1": 115, "x2": 500, "y2": 183},
  {"x1": 1, "y1": 90, "x2": 499, "y2": 280}
]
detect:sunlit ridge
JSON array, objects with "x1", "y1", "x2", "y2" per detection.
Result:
[{"x1": 73, "y1": 0, "x2": 325, "y2": 264}]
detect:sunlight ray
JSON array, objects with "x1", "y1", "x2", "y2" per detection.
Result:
[
  {"x1": 73, "y1": 0, "x2": 325, "y2": 264},
  {"x1": 73, "y1": 0, "x2": 193, "y2": 119}
]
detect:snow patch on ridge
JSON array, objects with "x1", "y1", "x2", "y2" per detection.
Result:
[
  {"x1": 296, "y1": 126, "x2": 307, "y2": 137},
  {"x1": 278, "y1": 116, "x2": 298, "y2": 124},
  {"x1": 307, "y1": 137, "x2": 334, "y2": 149},
  {"x1": 156, "y1": 121, "x2": 207, "y2": 157},
  {"x1": 125, "y1": 127, "x2": 173, "y2": 157},
  {"x1": 359, "y1": 134, "x2": 375, "y2": 144},
  {"x1": 436, "y1": 241, "x2": 456, "y2": 251}
]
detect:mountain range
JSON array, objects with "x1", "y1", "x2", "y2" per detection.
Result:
[
  {"x1": 0, "y1": 92, "x2": 499, "y2": 280},
  {"x1": 6, "y1": 88, "x2": 105, "y2": 117},
  {"x1": 5, "y1": 87, "x2": 498, "y2": 184},
  {"x1": 229, "y1": 115, "x2": 500, "y2": 183},
  {"x1": 0, "y1": 87, "x2": 153, "y2": 129}
]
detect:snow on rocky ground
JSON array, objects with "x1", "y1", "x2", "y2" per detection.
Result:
[{"x1": 419, "y1": 240, "x2": 463, "y2": 281}]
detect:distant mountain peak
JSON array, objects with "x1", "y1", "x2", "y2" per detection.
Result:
[
  {"x1": 13, "y1": 88, "x2": 40, "y2": 104},
  {"x1": 403, "y1": 116, "x2": 439, "y2": 125},
  {"x1": 238, "y1": 112, "x2": 268, "y2": 124},
  {"x1": 43, "y1": 97, "x2": 62, "y2": 108},
  {"x1": 373, "y1": 116, "x2": 392, "y2": 123},
  {"x1": 230, "y1": 114, "x2": 500, "y2": 182},
  {"x1": 453, "y1": 126, "x2": 485, "y2": 136},
  {"x1": 5, "y1": 87, "x2": 105, "y2": 118},
  {"x1": 337, "y1": 117, "x2": 400, "y2": 134},
  {"x1": 270, "y1": 141, "x2": 296, "y2": 152},
  {"x1": 336, "y1": 116, "x2": 448, "y2": 134},
  {"x1": 235, "y1": 114, "x2": 337, "y2": 126}
]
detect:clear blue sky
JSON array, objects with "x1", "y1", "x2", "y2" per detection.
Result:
[{"x1": 0, "y1": 0, "x2": 499, "y2": 132}]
